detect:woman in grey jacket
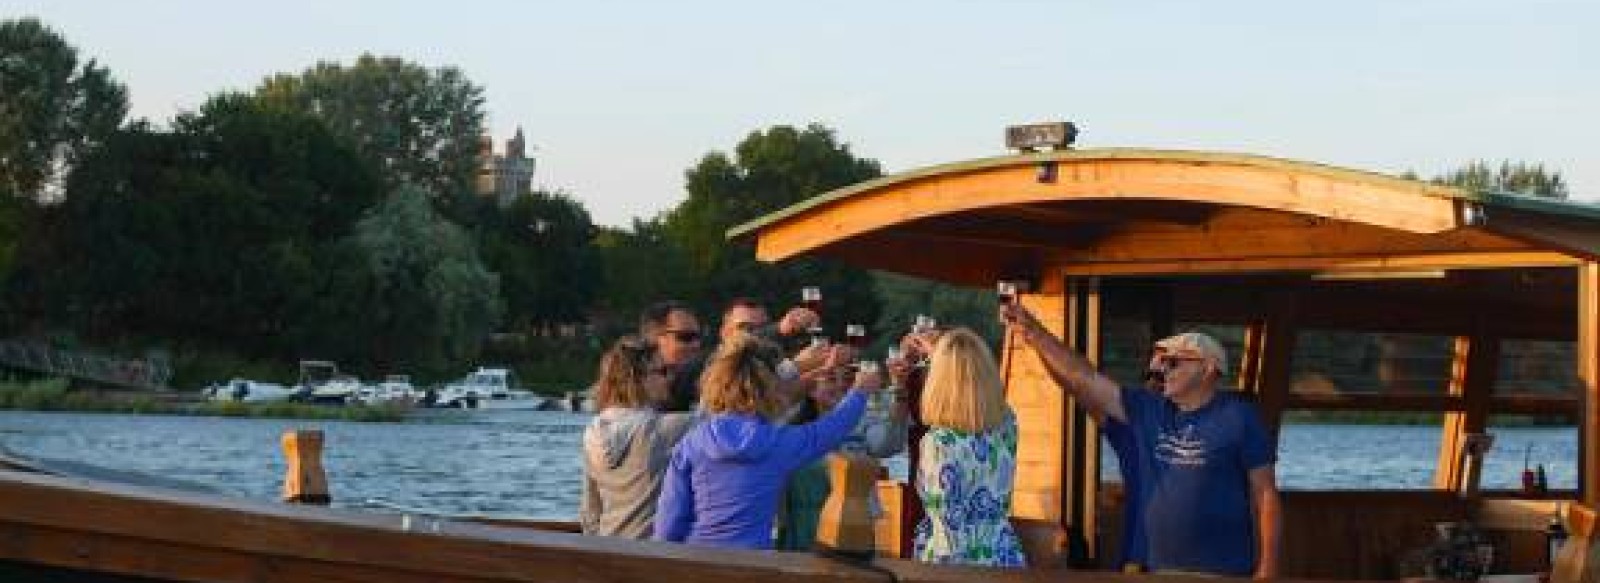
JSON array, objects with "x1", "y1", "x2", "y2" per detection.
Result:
[{"x1": 580, "y1": 336, "x2": 696, "y2": 539}]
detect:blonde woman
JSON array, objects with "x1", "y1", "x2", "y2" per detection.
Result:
[
  {"x1": 580, "y1": 336, "x2": 695, "y2": 539},
  {"x1": 913, "y1": 327, "x2": 1025, "y2": 567},
  {"x1": 653, "y1": 333, "x2": 882, "y2": 549}
]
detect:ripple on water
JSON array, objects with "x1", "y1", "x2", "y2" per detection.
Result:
[{"x1": 0, "y1": 412, "x2": 1580, "y2": 520}]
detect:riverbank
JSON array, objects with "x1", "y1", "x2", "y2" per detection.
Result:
[{"x1": 0, "y1": 378, "x2": 407, "y2": 422}]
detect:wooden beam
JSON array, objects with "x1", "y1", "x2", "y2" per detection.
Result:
[
  {"x1": 1434, "y1": 327, "x2": 1500, "y2": 491},
  {"x1": 1251, "y1": 289, "x2": 1299, "y2": 442},
  {"x1": 1061, "y1": 221, "x2": 1532, "y2": 265},
  {"x1": 1053, "y1": 251, "x2": 1579, "y2": 277},
  {"x1": 752, "y1": 153, "x2": 1465, "y2": 262},
  {"x1": 1063, "y1": 277, "x2": 1103, "y2": 566},
  {"x1": 1580, "y1": 263, "x2": 1600, "y2": 506}
]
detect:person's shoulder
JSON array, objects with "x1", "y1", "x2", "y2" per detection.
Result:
[{"x1": 1119, "y1": 384, "x2": 1162, "y2": 411}]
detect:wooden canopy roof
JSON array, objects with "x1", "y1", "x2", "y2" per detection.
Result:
[{"x1": 729, "y1": 149, "x2": 1600, "y2": 287}]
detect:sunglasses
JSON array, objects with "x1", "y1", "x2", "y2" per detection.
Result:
[{"x1": 663, "y1": 330, "x2": 702, "y2": 343}]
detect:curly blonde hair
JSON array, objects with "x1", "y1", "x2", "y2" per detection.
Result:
[
  {"x1": 920, "y1": 327, "x2": 1008, "y2": 432},
  {"x1": 698, "y1": 332, "x2": 783, "y2": 416}
]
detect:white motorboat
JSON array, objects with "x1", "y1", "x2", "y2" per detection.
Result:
[
  {"x1": 354, "y1": 374, "x2": 422, "y2": 405},
  {"x1": 435, "y1": 367, "x2": 546, "y2": 410},
  {"x1": 204, "y1": 379, "x2": 295, "y2": 403}
]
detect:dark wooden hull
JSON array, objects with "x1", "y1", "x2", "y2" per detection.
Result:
[{"x1": 0, "y1": 470, "x2": 1060, "y2": 583}]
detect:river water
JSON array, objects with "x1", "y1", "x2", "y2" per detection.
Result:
[{"x1": 0, "y1": 410, "x2": 1579, "y2": 520}]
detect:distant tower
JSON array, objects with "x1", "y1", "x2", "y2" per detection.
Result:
[{"x1": 476, "y1": 127, "x2": 537, "y2": 205}]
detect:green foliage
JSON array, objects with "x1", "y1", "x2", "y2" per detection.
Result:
[
  {"x1": 593, "y1": 220, "x2": 697, "y2": 332},
  {"x1": 1431, "y1": 160, "x2": 1568, "y2": 199},
  {"x1": 0, "y1": 17, "x2": 128, "y2": 201},
  {"x1": 662, "y1": 124, "x2": 884, "y2": 332},
  {"x1": 256, "y1": 54, "x2": 486, "y2": 198},
  {"x1": 322, "y1": 184, "x2": 504, "y2": 376},
  {"x1": 872, "y1": 273, "x2": 1002, "y2": 350},
  {"x1": 18, "y1": 96, "x2": 383, "y2": 359},
  {"x1": 471, "y1": 191, "x2": 600, "y2": 330}
]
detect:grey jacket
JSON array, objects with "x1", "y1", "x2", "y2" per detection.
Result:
[{"x1": 580, "y1": 408, "x2": 696, "y2": 539}]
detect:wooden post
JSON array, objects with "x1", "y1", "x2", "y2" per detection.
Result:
[
  {"x1": 816, "y1": 452, "x2": 880, "y2": 556},
  {"x1": 1580, "y1": 263, "x2": 1600, "y2": 507},
  {"x1": 1551, "y1": 504, "x2": 1597, "y2": 583},
  {"x1": 1251, "y1": 288, "x2": 1299, "y2": 443},
  {"x1": 281, "y1": 430, "x2": 330, "y2": 505},
  {"x1": 1063, "y1": 276, "x2": 1103, "y2": 566},
  {"x1": 1434, "y1": 322, "x2": 1499, "y2": 492}
]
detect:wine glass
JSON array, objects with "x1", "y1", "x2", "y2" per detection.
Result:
[
  {"x1": 845, "y1": 324, "x2": 869, "y2": 350},
  {"x1": 997, "y1": 280, "x2": 1021, "y2": 305},
  {"x1": 800, "y1": 286, "x2": 823, "y2": 315}
]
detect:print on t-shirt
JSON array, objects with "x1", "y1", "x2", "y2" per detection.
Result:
[{"x1": 1155, "y1": 423, "x2": 1207, "y2": 467}]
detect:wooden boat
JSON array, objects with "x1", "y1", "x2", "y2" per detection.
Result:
[{"x1": 3, "y1": 129, "x2": 1597, "y2": 581}]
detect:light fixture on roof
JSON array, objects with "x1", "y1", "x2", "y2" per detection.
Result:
[
  {"x1": 1006, "y1": 122, "x2": 1078, "y2": 184},
  {"x1": 1006, "y1": 122, "x2": 1078, "y2": 152}
]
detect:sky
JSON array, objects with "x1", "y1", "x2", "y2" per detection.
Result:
[{"x1": 5, "y1": 0, "x2": 1597, "y2": 227}]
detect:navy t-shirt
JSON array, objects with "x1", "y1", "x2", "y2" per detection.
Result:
[
  {"x1": 1103, "y1": 418, "x2": 1149, "y2": 568},
  {"x1": 1117, "y1": 386, "x2": 1274, "y2": 576}
]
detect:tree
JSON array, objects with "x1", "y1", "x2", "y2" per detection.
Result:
[
  {"x1": 1429, "y1": 161, "x2": 1569, "y2": 199},
  {"x1": 593, "y1": 219, "x2": 698, "y2": 332},
  {"x1": 474, "y1": 190, "x2": 601, "y2": 331},
  {"x1": 255, "y1": 54, "x2": 486, "y2": 198},
  {"x1": 18, "y1": 95, "x2": 383, "y2": 358},
  {"x1": 0, "y1": 18, "x2": 128, "y2": 201},
  {"x1": 664, "y1": 124, "x2": 883, "y2": 330},
  {"x1": 324, "y1": 184, "x2": 503, "y2": 375}
]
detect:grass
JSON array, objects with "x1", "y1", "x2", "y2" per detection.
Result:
[{"x1": 0, "y1": 377, "x2": 406, "y2": 422}]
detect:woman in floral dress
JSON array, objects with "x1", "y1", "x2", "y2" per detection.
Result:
[{"x1": 912, "y1": 327, "x2": 1025, "y2": 567}]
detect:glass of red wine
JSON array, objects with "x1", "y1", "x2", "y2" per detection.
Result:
[
  {"x1": 800, "y1": 286, "x2": 825, "y2": 342},
  {"x1": 845, "y1": 324, "x2": 869, "y2": 350},
  {"x1": 801, "y1": 286, "x2": 823, "y2": 315},
  {"x1": 997, "y1": 280, "x2": 1021, "y2": 305}
]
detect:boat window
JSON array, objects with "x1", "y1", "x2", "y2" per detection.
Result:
[
  {"x1": 1494, "y1": 339, "x2": 1579, "y2": 396},
  {"x1": 1481, "y1": 415, "x2": 1579, "y2": 491},
  {"x1": 1273, "y1": 419, "x2": 1443, "y2": 490},
  {"x1": 1290, "y1": 330, "x2": 1454, "y2": 395},
  {"x1": 1098, "y1": 319, "x2": 1247, "y2": 391}
]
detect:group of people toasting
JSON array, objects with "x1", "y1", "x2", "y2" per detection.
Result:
[{"x1": 580, "y1": 282, "x2": 1282, "y2": 578}]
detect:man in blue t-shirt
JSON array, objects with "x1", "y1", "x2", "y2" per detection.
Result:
[{"x1": 1004, "y1": 304, "x2": 1282, "y2": 579}]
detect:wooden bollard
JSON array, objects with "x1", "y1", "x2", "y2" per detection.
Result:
[
  {"x1": 281, "y1": 430, "x2": 330, "y2": 505},
  {"x1": 816, "y1": 451, "x2": 880, "y2": 556}
]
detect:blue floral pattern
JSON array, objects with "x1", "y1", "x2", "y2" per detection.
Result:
[{"x1": 913, "y1": 412, "x2": 1024, "y2": 567}]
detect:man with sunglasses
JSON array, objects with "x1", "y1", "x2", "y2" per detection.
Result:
[
  {"x1": 1002, "y1": 304, "x2": 1281, "y2": 579},
  {"x1": 639, "y1": 301, "x2": 707, "y2": 412}
]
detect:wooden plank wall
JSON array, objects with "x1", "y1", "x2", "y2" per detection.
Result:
[{"x1": 1004, "y1": 273, "x2": 1071, "y2": 566}]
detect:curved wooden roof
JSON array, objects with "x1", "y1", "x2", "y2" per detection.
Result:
[{"x1": 730, "y1": 148, "x2": 1597, "y2": 286}]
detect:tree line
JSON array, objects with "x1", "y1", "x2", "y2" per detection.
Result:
[{"x1": 0, "y1": 17, "x2": 1571, "y2": 390}]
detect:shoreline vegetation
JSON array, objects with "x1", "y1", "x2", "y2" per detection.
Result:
[
  {"x1": 0, "y1": 378, "x2": 408, "y2": 423},
  {"x1": 0, "y1": 378, "x2": 1571, "y2": 427}
]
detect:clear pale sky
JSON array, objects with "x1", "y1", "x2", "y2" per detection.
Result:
[{"x1": 6, "y1": 0, "x2": 1597, "y2": 227}]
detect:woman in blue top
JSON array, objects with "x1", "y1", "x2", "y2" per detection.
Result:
[
  {"x1": 653, "y1": 332, "x2": 883, "y2": 549},
  {"x1": 911, "y1": 327, "x2": 1026, "y2": 567}
]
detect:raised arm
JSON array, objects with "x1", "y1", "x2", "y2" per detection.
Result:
[
  {"x1": 1002, "y1": 303, "x2": 1126, "y2": 424},
  {"x1": 786, "y1": 390, "x2": 868, "y2": 464}
]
